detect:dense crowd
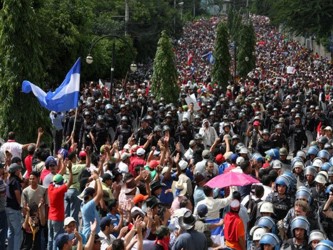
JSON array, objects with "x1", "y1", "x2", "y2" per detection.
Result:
[{"x1": 1, "y1": 14, "x2": 333, "y2": 250}]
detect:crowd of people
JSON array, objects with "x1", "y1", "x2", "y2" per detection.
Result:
[{"x1": 1, "y1": 14, "x2": 333, "y2": 250}]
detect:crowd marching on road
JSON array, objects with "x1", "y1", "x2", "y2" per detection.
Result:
[{"x1": 2, "y1": 14, "x2": 333, "y2": 250}]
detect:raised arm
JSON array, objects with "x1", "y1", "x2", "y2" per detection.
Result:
[
  {"x1": 92, "y1": 171, "x2": 103, "y2": 205},
  {"x1": 65, "y1": 160, "x2": 73, "y2": 188}
]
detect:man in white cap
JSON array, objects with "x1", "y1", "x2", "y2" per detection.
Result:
[{"x1": 177, "y1": 159, "x2": 192, "y2": 197}]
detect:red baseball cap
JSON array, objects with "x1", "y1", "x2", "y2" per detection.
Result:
[
  {"x1": 215, "y1": 154, "x2": 225, "y2": 164},
  {"x1": 149, "y1": 160, "x2": 160, "y2": 169}
]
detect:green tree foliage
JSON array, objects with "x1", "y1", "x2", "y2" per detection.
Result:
[
  {"x1": 212, "y1": 22, "x2": 231, "y2": 90},
  {"x1": 227, "y1": 8, "x2": 242, "y2": 42},
  {"x1": 271, "y1": 0, "x2": 333, "y2": 38},
  {"x1": 251, "y1": 0, "x2": 272, "y2": 16},
  {"x1": 151, "y1": 31, "x2": 179, "y2": 103},
  {"x1": 111, "y1": 0, "x2": 178, "y2": 62},
  {"x1": 40, "y1": 0, "x2": 94, "y2": 87},
  {"x1": 252, "y1": 0, "x2": 333, "y2": 43},
  {"x1": 0, "y1": 0, "x2": 49, "y2": 142},
  {"x1": 237, "y1": 22, "x2": 256, "y2": 78}
]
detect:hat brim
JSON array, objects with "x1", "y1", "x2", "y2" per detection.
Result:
[
  {"x1": 124, "y1": 187, "x2": 136, "y2": 194},
  {"x1": 171, "y1": 182, "x2": 187, "y2": 197},
  {"x1": 178, "y1": 215, "x2": 195, "y2": 230}
]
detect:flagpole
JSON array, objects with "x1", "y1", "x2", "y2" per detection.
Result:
[{"x1": 72, "y1": 108, "x2": 78, "y2": 140}]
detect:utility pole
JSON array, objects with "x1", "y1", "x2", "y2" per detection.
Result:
[{"x1": 125, "y1": 0, "x2": 129, "y2": 36}]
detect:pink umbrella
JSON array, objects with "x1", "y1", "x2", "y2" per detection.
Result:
[{"x1": 205, "y1": 171, "x2": 260, "y2": 188}]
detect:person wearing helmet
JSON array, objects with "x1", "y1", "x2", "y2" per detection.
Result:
[
  {"x1": 304, "y1": 166, "x2": 317, "y2": 188},
  {"x1": 175, "y1": 117, "x2": 194, "y2": 150},
  {"x1": 321, "y1": 189, "x2": 333, "y2": 240},
  {"x1": 318, "y1": 136, "x2": 329, "y2": 151},
  {"x1": 279, "y1": 148, "x2": 291, "y2": 169},
  {"x1": 266, "y1": 176, "x2": 294, "y2": 221},
  {"x1": 249, "y1": 226, "x2": 267, "y2": 250},
  {"x1": 114, "y1": 116, "x2": 133, "y2": 149},
  {"x1": 308, "y1": 230, "x2": 326, "y2": 249},
  {"x1": 257, "y1": 129, "x2": 273, "y2": 156},
  {"x1": 259, "y1": 232, "x2": 280, "y2": 250},
  {"x1": 289, "y1": 114, "x2": 307, "y2": 156},
  {"x1": 318, "y1": 150, "x2": 330, "y2": 163},
  {"x1": 270, "y1": 124, "x2": 288, "y2": 149},
  {"x1": 219, "y1": 122, "x2": 235, "y2": 140},
  {"x1": 162, "y1": 112, "x2": 176, "y2": 138},
  {"x1": 281, "y1": 216, "x2": 310, "y2": 249},
  {"x1": 315, "y1": 239, "x2": 333, "y2": 250},
  {"x1": 246, "y1": 120, "x2": 262, "y2": 153},
  {"x1": 80, "y1": 110, "x2": 95, "y2": 149},
  {"x1": 104, "y1": 104, "x2": 118, "y2": 140},
  {"x1": 305, "y1": 146, "x2": 320, "y2": 167},
  {"x1": 292, "y1": 161, "x2": 306, "y2": 184},
  {"x1": 89, "y1": 115, "x2": 109, "y2": 153},
  {"x1": 192, "y1": 114, "x2": 202, "y2": 134},
  {"x1": 135, "y1": 116, "x2": 153, "y2": 146},
  {"x1": 312, "y1": 171, "x2": 329, "y2": 210}
]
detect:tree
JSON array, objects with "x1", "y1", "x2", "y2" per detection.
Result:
[
  {"x1": 270, "y1": 0, "x2": 333, "y2": 39},
  {"x1": 212, "y1": 22, "x2": 231, "y2": 90},
  {"x1": 237, "y1": 22, "x2": 256, "y2": 78},
  {"x1": 151, "y1": 30, "x2": 179, "y2": 103},
  {"x1": 0, "y1": 0, "x2": 50, "y2": 142}
]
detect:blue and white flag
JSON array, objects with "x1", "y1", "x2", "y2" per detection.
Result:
[
  {"x1": 22, "y1": 58, "x2": 81, "y2": 112},
  {"x1": 205, "y1": 218, "x2": 224, "y2": 246},
  {"x1": 202, "y1": 51, "x2": 215, "y2": 64}
]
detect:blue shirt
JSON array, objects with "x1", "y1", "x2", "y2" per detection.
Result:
[
  {"x1": 160, "y1": 173, "x2": 178, "y2": 206},
  {"x1": 106, "y1": 212, "x2": 120, "y2": 237},
  {"x1": 81, "y1": 199, "x2": 100, "y2": 239}
]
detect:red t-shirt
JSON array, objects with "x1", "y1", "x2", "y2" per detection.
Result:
[
  {"x1": 40, "y1": 169, "x2": 51, "y2": 183},
  {"x1": 48, "y1": 184, "x2": 68, "y2": 221},
  {"x1": 24, "y1": 155, "x2": 33, "y2": 178},
  {"x1": 129, "y1": 156, "x2": 146, "y2": 176}
]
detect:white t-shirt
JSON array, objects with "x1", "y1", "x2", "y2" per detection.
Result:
[{"x1": 0, "y1": 140, "x2": 23, "y2": 160}]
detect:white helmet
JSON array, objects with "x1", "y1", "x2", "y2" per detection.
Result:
[
  {"x1": 315, "y1": 171, "x2": 329, "y2": 184},
  {"x1": 260, "y1": 202, "x2": 274, "y2": 214},
  {"x1": 313, "y1": 158, "x2": 323, "y2": 169},
  {"x1": 236, "y1": 156, "x2": 245, "y2": 166},
  {"x1": 308, "y1": 230, "x2": 326, "y2": 244},
  {"x1": 293, "y1": 161, "x2": 304, "y2": 170},
  {"x1": 253, "y1": 227, "x2": 267, "y2": 241}
]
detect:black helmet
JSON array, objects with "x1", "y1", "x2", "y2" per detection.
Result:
[
  {"x1": 163, "y1": 125, "x2": 170, "y2": 132},
  {"x1": 83, "y1": 111, "x2": 91, "y2": 117},
  {"x1": 97, "y1": 115, "x2": 104, "y2": 122},
  {"x1": 154, "y1": 125, "x2": 162, "y2": 132},
  {"x1": 121, "y1": 116, "x2": 128, "y2": 122}
]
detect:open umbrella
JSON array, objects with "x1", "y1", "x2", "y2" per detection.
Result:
[{"x1": 205, "y1": 171, "x2": 260, "y2": 189}]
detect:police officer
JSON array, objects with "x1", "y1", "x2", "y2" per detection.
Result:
[
  {"x1": 281, "y1": 216, "x2": 311, "y2": 250},
  {"x1": 89, "y1": 115, "x2": 109, "y2": 153},
  {"x1": 266, "y1": 175, "x2": 294, "y2": 221},
  {"x1": 289, "y1": 114, "x2": 308, "y2": 156},
  {"x1": 114, "y1": 116, "x2": 133, "y2": 149}
]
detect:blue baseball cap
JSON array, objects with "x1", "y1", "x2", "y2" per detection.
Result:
[{"x1": 55, "y1": 233, "x2": 75, "y2": 249}]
